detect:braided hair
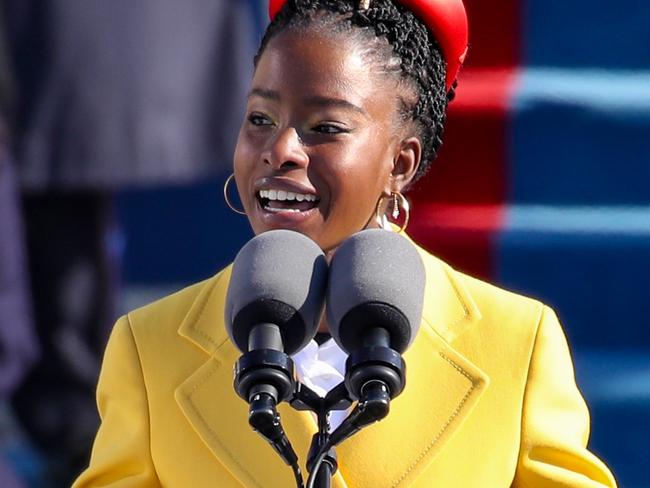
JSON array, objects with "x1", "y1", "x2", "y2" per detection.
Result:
[{"x1": 255, "y1": 0, "x2": 456, "y2": 183}]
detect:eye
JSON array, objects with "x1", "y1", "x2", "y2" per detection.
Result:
[
  {"x1": 312, "y1": 123, "x2": 350, "y2": 135},
  {"x1": 247, "y1": 112, "x2": 274, "y2": 127}
]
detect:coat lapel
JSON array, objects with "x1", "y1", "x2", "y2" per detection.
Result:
[
  {"x1": 175, "y1": 267, "x2": 319, "y2": 487},
  {"x1": 335, "y1": 250, "x2": 489, "y2": 487},
  {"x1": 175, "y1": 243, "x2": 489, "y2": 488}
]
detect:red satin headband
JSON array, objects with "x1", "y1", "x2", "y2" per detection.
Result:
[{"x1": 268, "y1": 0, "x2": 468, "y2": 91}]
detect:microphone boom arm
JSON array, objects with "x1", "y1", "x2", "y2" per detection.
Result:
[{"x1": 233, "y1": 324, "x2": 304, "y2": 484}]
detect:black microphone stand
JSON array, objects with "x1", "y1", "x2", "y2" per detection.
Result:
[
  {"x1": 289, "y1": 378, "x2": 395, "y2": 488},
  {"x1": 290, "y1": 382, "x2": 352, "y2": 488},
  {"x1": 234, "y1": 327, "x2": 408, "y2": 488},
  {"x1": 289, "y1": 339, "x2": 407, "y2": 488}
]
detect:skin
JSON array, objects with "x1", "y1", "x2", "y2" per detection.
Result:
[{"x1": 233, "y1": 28, "x2": 423, "y2": 256}]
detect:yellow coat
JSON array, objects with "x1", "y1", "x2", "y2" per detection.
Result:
[{"x1": 74, "y1": 242, "x2": 616, "y2": 487}]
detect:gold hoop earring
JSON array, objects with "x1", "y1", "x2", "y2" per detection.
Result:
[
  {"x1": 374, "y1": 191, "x2": 410, "y2": 233},
  {"x1": 223, "y1": 173, "x2": 246, "y2": 215}
]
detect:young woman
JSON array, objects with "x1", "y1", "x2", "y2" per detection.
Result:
[{"x1": 74, "y1": 1, "x2": 616, "y2": 486}]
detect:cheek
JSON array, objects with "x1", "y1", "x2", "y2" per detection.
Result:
[
  {"x1": 233, "y1": 132, "x2": 259, "y2": 182},
  {"x1": 326, "y1": 149, "x2": 392, "y2": 213},
  {"x1": 233, "y1": 129, "x2": 250, "y2": 165},
  {"x1": 232, "y1": 134, "x2": 258, "y2": 207}
]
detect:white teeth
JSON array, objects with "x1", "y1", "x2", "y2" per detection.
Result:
[
  {"x1": 266, "y1": 207, "x2": 302, "y2": 213},
  {"x1": 258, "y1": 189, "x2": 318, "y2": 202}
]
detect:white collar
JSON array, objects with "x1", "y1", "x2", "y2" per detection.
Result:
[{"x1": 291, "y1": 337, "x2": 349, "y2": 430}]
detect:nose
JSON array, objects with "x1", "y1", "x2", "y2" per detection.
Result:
[{"x1": 263, "y1": 127, "x2": 308, "y2": 170}]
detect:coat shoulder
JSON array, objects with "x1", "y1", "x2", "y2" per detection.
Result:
[
  {"x1": 443, "y1": 262, "x2": 547, "y2": 337},
  {"x1": 124, "y1": 268, "x2": 228, "y2": 338}
]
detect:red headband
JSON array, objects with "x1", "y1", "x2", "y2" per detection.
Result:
[{"x1": 268, "y1": 0, "x2": 468, "y2": 91}]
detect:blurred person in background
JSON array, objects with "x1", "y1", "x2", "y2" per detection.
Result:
[
  {"x1": 0, "y1": 8, "x2": 38, "y2": 487},
  {"x1": 0, "y1": 155, "x2": 36, "y2": 488},
  {"x1": 0, "y1": 1, "x2": 258, "y2": 485}
]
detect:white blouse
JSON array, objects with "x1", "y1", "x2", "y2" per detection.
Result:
[{"x1": 292, "y1": 338, "x2": 349, "y2": 431}]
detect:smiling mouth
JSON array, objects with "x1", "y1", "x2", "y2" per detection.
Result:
[{"x1": 257, "y1": 189, "x2": 320, "y2": 213}]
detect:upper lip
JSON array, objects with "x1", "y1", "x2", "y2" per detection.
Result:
[{"x1": 254, "y1": 177, "x2": 319, "y2": 197}]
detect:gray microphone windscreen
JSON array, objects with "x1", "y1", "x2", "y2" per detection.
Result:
[
  {"x1": 225, "y1": 230, "x2": 328, "y2": 354},
  {"x1": 326, "y1": 229, "x2": 425, "y2": 354}
]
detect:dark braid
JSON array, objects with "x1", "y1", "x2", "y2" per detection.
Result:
[{"x1": 255, "y1": 0, "x2": 456, "y2": 183}]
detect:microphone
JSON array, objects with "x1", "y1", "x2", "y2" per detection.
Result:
[
  {"x1": 226, "y1": 228, "x2": 327, "y2": 358},
  {"x1": 225, "y1": 229, "x2": 328, "y2": 477},
  {"x1": 327, "y1": 229, "x2": 425, "y2": 357},
  {"x1": 324, "y1": 229, "x2": 425, "y2": 445}
]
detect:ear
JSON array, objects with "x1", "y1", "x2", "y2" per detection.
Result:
[{"x1": 387, "y1": 136, "x2": 422, "y2": 193}]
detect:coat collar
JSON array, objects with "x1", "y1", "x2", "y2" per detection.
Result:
[{"x1": 175, "y1": 240, "x2": 488, "y2": 487}]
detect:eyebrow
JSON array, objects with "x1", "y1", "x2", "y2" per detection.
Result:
[
  {"x1": 248, "y1": 88, "x2": 280, "y2": 101},
  {"x1": 248, "y1": 88, "x2": 368, "y2": 118},
  {"x1": 304, "y1": 95, "x2": 368, "y2": 118}
]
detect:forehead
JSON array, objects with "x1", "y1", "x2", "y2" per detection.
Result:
[{"x1": 252, "y1": 29, "x2": 398, "y2": 107}]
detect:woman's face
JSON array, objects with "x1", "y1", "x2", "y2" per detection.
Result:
[{"x1": 233, "y1": 29, "x2": 418, "y2": 252}]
